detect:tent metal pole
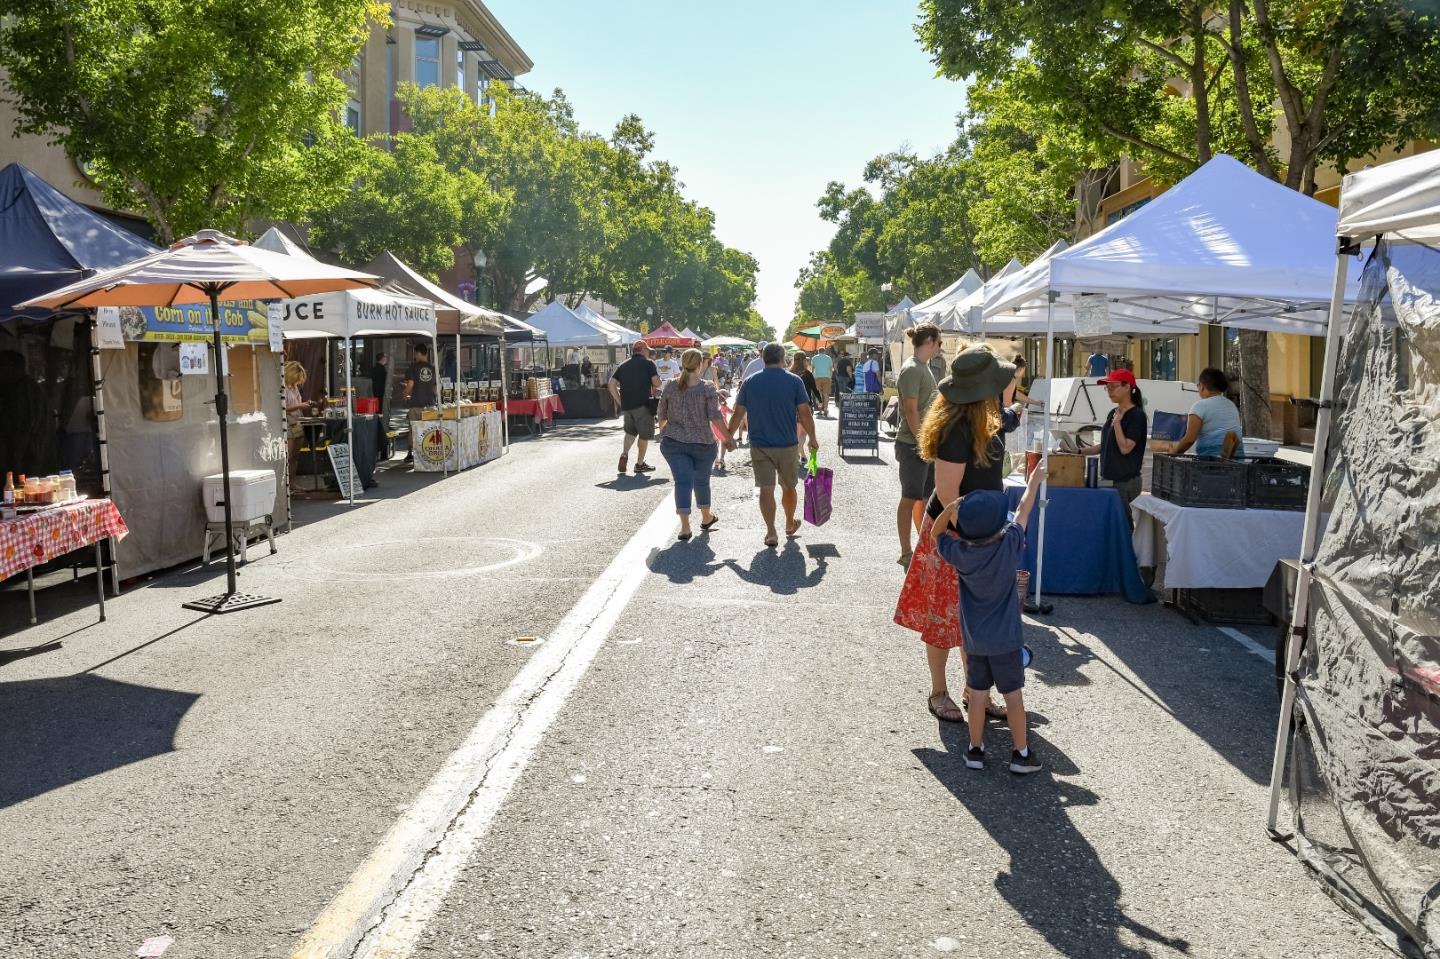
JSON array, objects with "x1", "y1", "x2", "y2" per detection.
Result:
[
  {"x1": 1035, "y1": 292, "x2": 1057, "y2": 611},
  {"x1": 344, "y1": 337, "x2": 356, "y2": 506},
  {"x1": 455, "y1": 331, "x2": 462, "y2": 470},
  {"x1": 435, "y1": 334, "x2": 447, "y2": 478},
  {"x1": 1265, "y1": 244, "x2": 1353, "y2": 835},
  {"x1": 89, "y1": 316, "x2": 120, "y2": 595},
  {"x1": 500, "y1": 335, "x2": 510, "y2": 452}
]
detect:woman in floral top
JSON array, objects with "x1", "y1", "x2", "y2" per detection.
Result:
[{"x1": 658, "y1": 348, "x2": 737, "y2": 541}]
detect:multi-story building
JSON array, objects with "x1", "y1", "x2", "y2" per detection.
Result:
[{"x1": 349, "y1": 0, "x2": 532, "y2": 140}]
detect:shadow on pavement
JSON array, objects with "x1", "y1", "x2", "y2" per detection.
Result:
[
  {"x1": 721, "y1": 540, "x2": 830, "y2": 595},
  {"x1": 647, "y1": 539, "x2": 724, "y2": 584},
  {"x1": 1039, "y1": 599, "x2": 1276, "y2": 784},
  {"x1": 0, "y1": 672, "x2": 200, "y2": 809},
  {"x1": 916, "y1": 734, "x2": 1191, "y2": 959},
  {"x1": 595, "y1": 475, "x2": 670, "y2": 491},
  {"x1": 538, "y1": 419, "x2": 621, "y2": 442}
]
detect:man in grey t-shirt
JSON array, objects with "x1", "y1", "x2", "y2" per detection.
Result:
[{"x1": 895, "y1": 323, "x2": 941, "y2": 567}]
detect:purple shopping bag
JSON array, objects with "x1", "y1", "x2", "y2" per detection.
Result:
[{"x1": 803, "y1": 451, "x2": 833, "y2": 526}]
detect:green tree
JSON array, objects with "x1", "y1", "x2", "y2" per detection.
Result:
[
  {"x1": 918, "y1": 0, "x2": 1440, "y2": 433},
  {"x1": 0, "y1": 0, "x2": 386, "y2": 242}
]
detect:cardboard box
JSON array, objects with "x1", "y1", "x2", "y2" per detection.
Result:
[
  {"x1": 1023, "y1": 452, "x2": 1088, "y2": 487},
  {"x1": 1046, "y1": 452, "x2": 1087, "y2": 487}
]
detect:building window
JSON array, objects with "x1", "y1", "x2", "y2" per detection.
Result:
[
  {"x1": 415, "y1": 37, "x2": 440, "y2": 88},
  {"x1": 345, "y1": 98, "x2": 361, "y2": 136},
  {"x1": 1148, "y1": 336, "x2": 1179, "y2": 381},
  {"x1": 456, "y1": 49, "x2": 465, "y2": 89}
]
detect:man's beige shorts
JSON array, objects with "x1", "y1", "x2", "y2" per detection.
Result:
[{"x1": 751, "y1": 444, "x2": 801, "y2": 489}]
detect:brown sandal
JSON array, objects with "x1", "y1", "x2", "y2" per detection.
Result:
[
  {"x1": 984, "y1": 694, "x2": 1009, "y2": 719},
  {"x1": 927, "y1": 692, "x2": 966, "y2": 724}
]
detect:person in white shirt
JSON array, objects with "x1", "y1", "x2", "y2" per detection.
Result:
[
  {"x1": 856, "y1": 349, "x2": 882, "y2": 393},
  {"x1": 742, "y1": 345, "x2": 767, "y2": 380},
  {"x1": 655, "y1": 350, "x2": 681, "y2": 380},
  {"x1": 566, "y1": 347, "x2": 582, "y2": 366}
]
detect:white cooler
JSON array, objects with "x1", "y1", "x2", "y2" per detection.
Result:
[{"x1": 202, "y1": 469, "x2": 276, "y2": 524}]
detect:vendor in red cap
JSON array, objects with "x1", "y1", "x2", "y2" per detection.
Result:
[{"x1": 1079, "y1": 368, "x2": 1147, "y2": 528}]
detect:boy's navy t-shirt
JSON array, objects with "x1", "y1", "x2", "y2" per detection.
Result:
[
  {"x1": 736, "y1": 367, "x2": 809, "y2": 448},
  {"x1": 936, "y1": 522, "x2": 1026, "y2": 656}
]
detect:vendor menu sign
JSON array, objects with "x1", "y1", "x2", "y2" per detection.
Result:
[{"x1": 121, "y1": 300, "x2": 270, "y2": 345}]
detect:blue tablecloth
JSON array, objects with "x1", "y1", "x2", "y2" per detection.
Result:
[{"x1": 1004, "y1": 479, "x2": 1153, "y2": 604}]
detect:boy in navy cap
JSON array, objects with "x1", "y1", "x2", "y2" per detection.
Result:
[{"x1": 932, "y1": 466, "x2": 1044, "y2": 773}]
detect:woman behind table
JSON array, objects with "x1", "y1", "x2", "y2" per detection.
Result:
[
  {"x1": 894, "y1": 347, "x2": 1019, "y2": 723},
  {"x1": 1171, "y1": 367, "x2": 1245, "y2": 459},
  {"x1": 283, "y1": 361, "x2": 309, "y2": 480},
  {"x1": 658, "y1": 348, "x2": 736, "y2": 541},
  {"x1": 1079, "y1": 368, "x2": 1148, "y2": 529}
]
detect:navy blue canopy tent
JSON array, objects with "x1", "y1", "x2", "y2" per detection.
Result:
[{"x1": 0, "y1": 162, "x2": 158, "y2": 317}]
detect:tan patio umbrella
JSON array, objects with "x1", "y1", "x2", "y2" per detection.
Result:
[{"x1": 18, "y1": 229, "x2": 380, "y2": 614}]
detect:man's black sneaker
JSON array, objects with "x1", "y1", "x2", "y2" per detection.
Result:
[
  {"x1": 1009, "y1": 749, "x2": 1042, "y2": 774},
  {"x1": 964, "y1": 746, "x2": 985, "y2": 769},
  {"x1": 633, "y1": 462, "x2": 656, "y2": 474}
]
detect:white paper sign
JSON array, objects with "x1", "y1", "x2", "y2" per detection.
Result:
[
  {"x1": 95, "y1": 306, "x2": 125, "y2": 349},
  {"x1": 854, "y1": 312, "x2": 885, "y2": 342},
  {"x1": 1073, "y1": 294, "x2": 1111, "y2": 336},
  {"x1": 178, "y1": 342, "x2": 209, "y2": 375},
  {"x1": 266, "y1": 303, "x2": 284, "y2": 352}
]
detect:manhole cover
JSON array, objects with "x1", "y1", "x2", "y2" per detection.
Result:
[{"x1": 308, "y1": 537, "x2": 541, "y2": 580}]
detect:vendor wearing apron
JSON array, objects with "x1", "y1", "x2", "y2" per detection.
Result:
[{"x1": 1080, "y1": 368, "x2": 1147, "y2": 530}]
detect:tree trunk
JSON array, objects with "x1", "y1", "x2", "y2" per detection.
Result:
[{"x1": 1235, "y1": 328, "x2": 1274, "y2": 438}]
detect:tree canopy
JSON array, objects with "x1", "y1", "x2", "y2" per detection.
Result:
[
  {"x1": 312, "y1": 83, "x2": 760, "y2": 334},
  {"x1": 0, "y1": 0, "x2": 385, "y2": 243}
]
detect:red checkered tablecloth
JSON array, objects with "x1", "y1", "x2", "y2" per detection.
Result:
[{"x1": 0, "y1": 499, "x2": 129, "y2": 582}]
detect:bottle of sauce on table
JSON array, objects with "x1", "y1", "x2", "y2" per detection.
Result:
[{"x1": 3, "y1": 472, "x2": 13, "y2": 505}]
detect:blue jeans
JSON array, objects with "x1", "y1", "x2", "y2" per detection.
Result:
[{"x1": 660, "y1": 437, "x2": 717, "y2": 514}]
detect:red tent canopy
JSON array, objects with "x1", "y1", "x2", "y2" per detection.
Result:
[{"x1": 641, "y1": 322, "x2": 699, "y2": 348}]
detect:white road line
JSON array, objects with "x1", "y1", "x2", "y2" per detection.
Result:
[
  {"x1": 290, "y1": 498, "x2": 676, "y2": 959},
  {"x1": 1215, "y1": 625, "x2": 1276, "y2": 665}
]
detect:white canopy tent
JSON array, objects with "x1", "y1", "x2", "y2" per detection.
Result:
[
  {"x1": 574, "y1": 303, "x2": 641, "y2": 345},
  {"x1": 702, "y1": 335, "x2": 755, "y2": 348},
  {"x1": 893, "y1": 273, "x2": 981, "y2": 335},
  {"x1": 258, "y1": 230, "x2": 440, "y2": 501},
  {"x1": 973, "y1": 156, "x2": 1367, "y2": 608},
  {"x1": 935, "y1": 257, "x2": 1022, "y2": 333},
  {"x1": 527, "y1": 300, "x2": 620, "y2": 348},
  {"x1": 1265, "y1": 148, "x2": 1440, "y2": 871},
  {"x1": 981, "y1": 157, "x2": 1362, "y2": 335},
  {"x1": 679, "y1": 326, "x2": 703, "y2": 342}
]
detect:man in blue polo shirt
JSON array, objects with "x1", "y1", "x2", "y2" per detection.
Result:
[{"x1": 727, "y1": 343, "x2": 819, "y2": 547}]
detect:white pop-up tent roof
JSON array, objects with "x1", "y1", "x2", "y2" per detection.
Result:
[
  {"x1": 1336, "y1": 148, "x2": 1440, "y2": 244},
  {"x1": 253, "y1": 228, "x2": 437, "y2": 340},
  {"x1": 574, "y1": 303, "x2": 641, "y2": 345},
  {"x1": 894, "y1": 271, "x2": 981, "y2": 334},
  {"x1": 527, "y1": 300, "x2": 620, "y2": 347},
  {"x1": 981, "y1": 156, "x2": 1362, "y2": 335},
  {"x1": 936, "y1": 257, "x2": 1022, "y2": 333}
]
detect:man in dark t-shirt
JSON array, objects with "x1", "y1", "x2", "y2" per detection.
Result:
[
  {"x1": 607, "y1": 342, "x2": 661, "y2": 475},
  {"x1": 404, "y1": 344, "x2": 437, "y2": 408}
]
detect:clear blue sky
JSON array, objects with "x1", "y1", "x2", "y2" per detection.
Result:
[{"x1": 485, "y1": 0, "x2": 967, "y2": 337}]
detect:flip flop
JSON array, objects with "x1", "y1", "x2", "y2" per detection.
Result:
[
  {"x1": 763, "y1": 534, "x2": 779, "y2": 548},
  {"x1": 701, "y1": 515, "x2": 720, "y2": 531},
  {"x1": 785, "y1": 519, "x2": 802, "y2": 538}
]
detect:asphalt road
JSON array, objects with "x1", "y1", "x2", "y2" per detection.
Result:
[{"x1": 0, "y1": 416, "x2": 1379, "y2": 958}]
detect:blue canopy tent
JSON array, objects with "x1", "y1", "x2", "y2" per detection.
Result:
[{"x1": 0, "y1": 163, "x2": 158, "y2": 316}]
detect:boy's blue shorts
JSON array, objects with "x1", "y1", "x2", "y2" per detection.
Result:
[{"x1": 966, "y1": 649, "x2": 1025, "y2": 695}]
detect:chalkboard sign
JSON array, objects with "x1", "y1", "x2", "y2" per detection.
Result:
[
  {"x1": 838, "y1": 392, "x2": 880, "y2": 456},
  {"x1": 327, "y1": 442, "x2": 358, "y2": 499}
]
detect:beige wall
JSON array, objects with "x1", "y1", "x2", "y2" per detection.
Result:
[{"x1": 0, "y1": 90, "x2": 111, "y2": 210}]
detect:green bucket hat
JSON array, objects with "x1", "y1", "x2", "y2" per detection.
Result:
[{"x1": 937, "y1": 346, "x2": 1017, "y2": 406}]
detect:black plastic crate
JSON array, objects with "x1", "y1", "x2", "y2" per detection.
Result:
[
  {"x1": 1175, "y1": 587, "x2": 1273, "y2": 625},
  {"x1": 1152, "y1": 453, "x2": 1248, "y2": 509},
  {"x1": 1245, "y1": 457, "x2": 1310, "y2": 511}
]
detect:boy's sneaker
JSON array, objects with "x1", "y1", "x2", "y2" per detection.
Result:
[
  {"x1": 1009, "y1": 748, "x2": 1042, "y2": 775},
  {"x1": 964, "y1": 746, "x2": 985, "y2": 769}
]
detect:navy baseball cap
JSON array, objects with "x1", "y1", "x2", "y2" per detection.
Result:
[{"x1": 956, "y1": 489, "x2": 1010, "y2": 540}]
